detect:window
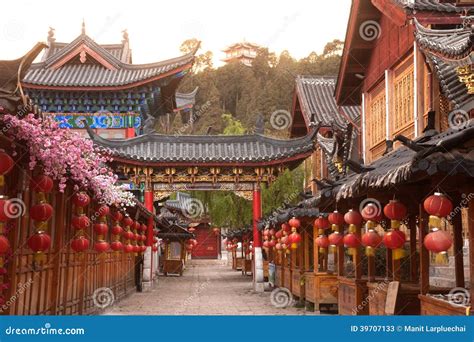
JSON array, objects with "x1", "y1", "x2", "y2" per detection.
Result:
[
  {"x1": 393, "y1": 64, "x2": 414, "y2": 132},
  {"x1": 368, "y1": 89, "x2": 386, "y2": 148}
]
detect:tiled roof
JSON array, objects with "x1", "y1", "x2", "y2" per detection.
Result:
[
  {"x1": 175, "y1": 87, "x2": 198, "y2": 110},
  {"x1": 23, "y1": 34, "x2": 196, "y2": 88},
  {"x1": 295, "y1": 76, "x2": 361, "y2": 131},
  {"x1": 414, "y1": 19, "x2": 473, "y2": 65},
  {"x1": 87, "y1": 128, "x2": 317, "y2": 164},
  {"x1": 394, "y1": 0, "x2": 473, "y2": 13},
  {"x1": 303, "y1": 120, "x2": 474, "y2": 207}
]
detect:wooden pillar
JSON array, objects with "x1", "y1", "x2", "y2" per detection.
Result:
[
  {"x1": 303, "y1": 230, "x2": 310, "y2": 271},
  {"x1": 409, "y1": 216, "x2": 418, "y2": 282},
  {"x1": 337, "y1": 225, "x2": 344, "y2": 277},
  {"x1": 468, "y1": 199, "x2": 474, "y2": 305},
  {"x1": 50, "y1": 191, "x2": 66, "y2": 315},
  {"x1": 313, "y1": 225, "x2": 320, "y2": 273},
  {"x1": 354, "y1": 224, "x2": 362, "y2": 280},
  {"x1": 452, "y1": 207, "x2": 465, "y2": 288},
  {"x1": 419, "y1": 204, "x2": 430, "y2": 295}
]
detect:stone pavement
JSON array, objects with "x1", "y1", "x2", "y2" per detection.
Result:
[{"x1": 104, "y1": 259, "x2": 315, "y2": 315}]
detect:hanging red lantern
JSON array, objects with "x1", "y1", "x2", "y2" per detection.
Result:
[
  {"x1": 328, "y1": 211, "x2": 345, "y2": 227},
  {"x1": 111, "y1": 211, "x2": 123, "y2": 222},
  {"x1": 30, "y1": 175, "x2": 54, "y2": 193},
  {"x1": 343, "y1": 233, "x2": 361, "y2": 248},
  {"x1": 72, "y1": 215, "x2": 90, "y2": 230},
  {"x1": 30, "y1": 203, "x2": 53, "y2": 222},
  {"x1": 93, "y1": 223, "x2": 108, "y2": 235},
  {"x1": 268, "y1": 239, "x2": 276, "y2": 248},
  {"x1": 122, "y1": 231, "x2": 134, "y2": 240},
  {"x1": 328, "y1": 232, "x2": 344, "y2": 247},
  {"x1": 424, "y1": 229, "x2": 452, "y2": 253},
  {"x1": 111, "y1": 225, "x2": 123, "y2": 235},
  {"x1": 316, "y1": 235, "x2": 330, "y2": 249},
  {"x1": 275, "y1": 230, "x2": 283, "y2": 239},
  {"x1": 122, "y1": 216, "x2": 133, "y2": 227},
  {"x1": 362, "y1": 230, "x2": 382, "y2": 256},
  {"x1": 72, "y1": 192, "x2": 90, "y2": 208},
  {"x1": 141, "y1": 224, "x2": 147, "y2": 233},
  {"x1": 281, "y1": 223, "x2": 291, "y2": 233},
  {"x1": 0, "y1": 150, "x2": 14, "y2": 186},
  {"x1": 0, "y1": 235, "x2": 9, "y2": 254},
  {"x1": 269, "y1": 228, "x2": 276, "y2": 236},
  {"x1": 424, "y1": 229, "x2": 453, "y2": 263},
  {"x1": 384, "y1": 200, "x2": 407, "y2": 222},
  {"x1": 314, "y1": 216, "x2": 329, "y2": 230},
  {"x1": 94, "y1": 241, "x2": 109, "y2": 253},
  {"x1": 124, "y1": 244, "x2": 134, "y2": 253},
  {"x1": 289, "y1": 217, "x2": 301, "y2": 229},
  {"x1": 28, "y1": 232, "x2": 51, "y2": 255},
  {"x1": 344, "y1": 209, "x2": 363, "y2": 227},
  {"x1": 263, "y1": 240, "x2": 270, "y2": 248},
  {"x1": 71, "y1": 237, "x2": 89, "y2": 252},
  {"x1": 424, "y1": 193, "x2": 453, "y2": 218},
  {"x1": 275, "y1": 242, "x2": 283, "y2": 251},
  {"x1": 111, "y1": 241, "x2": 123, "y2": 252},
  {"x1": 288, "y1": 232, "x2": 302, "y2": 249},
  {"x1": 96, "y1": 205, "x2": 110, "y2": 217},
  {"x1": 383, "y1": 229, "x2": 406, "y2": 251}
]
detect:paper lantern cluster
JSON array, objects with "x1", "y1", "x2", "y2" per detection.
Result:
[
  {"x1": 93, "y1": 205, "x2": 110, "y2": 254},
  {"x1": 110, "y1": 211, "x2": 124, "y2": 252},
  {"x1": 28, "y1": 175, "x2": 54, "y2": 263},
  {"x1": 71, "y1": 192, "x2": 91, "y2": 254}
]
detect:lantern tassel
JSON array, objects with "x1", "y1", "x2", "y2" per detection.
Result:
[
  {"x1": 319, "y1": 247, "x2": 327, "y2": 254},
  {"x1": 365, "y1": 246, "x2": 375, "y2": 256},
  {"x1": 348, "y1": 247, "x2": 355, "y2": 256},
  {"x1": 434, "y1": 251, "x2": 449, "y2": 265},
  {"x1": 392, "y1": 248, "x2": 406, "y2": 260},
  {"x1": 329, "y1": 245, "x2": 337, "y2": 253},
  {"x1": 33, "y1": 252, "x2": 46, "y2": 264}
]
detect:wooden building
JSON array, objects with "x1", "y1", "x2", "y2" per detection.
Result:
[{"x1": 221, "y1": 42, "x2": 260, "y2": 66}]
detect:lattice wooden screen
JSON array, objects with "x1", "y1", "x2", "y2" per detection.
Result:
[
  {"x1": 393, "y1": 66, "x2": 414, "y2": 132},
  {"x1": 368, "y1": 91, "x2": 386, "y2": 148}
]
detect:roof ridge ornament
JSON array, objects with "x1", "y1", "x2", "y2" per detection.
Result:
[{"x1": 81, "y1": 19, "x2": 86, "y2": 36}]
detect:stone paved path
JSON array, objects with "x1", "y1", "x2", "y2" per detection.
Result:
[{"x1": 104, "y1": 259, "x2": 315, "y2": 315}]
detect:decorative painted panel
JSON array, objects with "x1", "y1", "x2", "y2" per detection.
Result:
[{"x1": 46, "y1": 113, "x2": 141, "y2": 129}]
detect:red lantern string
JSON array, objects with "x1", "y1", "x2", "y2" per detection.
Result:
[
  {"x1": 122, "y1": 216, "x2": 134, "y2": 254},
  {"x1": 28, "y1": 175, "x2": 54, "y2": 264},
  {"x1": 0, "y1": 153, "x2": 13, "y2": 303},
  {"x1": 423, "y1": 193, "x2": 453, "y2": 264},
  {"x1": 71, "y1": 192, "x2": 90, "y2": 256},
  {"x1": 288, "y1": 217, "x2": 301, "y2": 250},
  {"x1": 382, "y1": 199, "x2": 407, "y2": 260},
  {"x1": 344, "y1": 209, "x2": 362, "y2": 256},
  {"x1": 110, "y1": 210, "x2": 123, "y2": 254},
  {"x1": 94, "y1": 205, "x2": 110, "y2": 254},
  {"x1": 328, "y1": 210, "x2": 344, "y2": 254}
]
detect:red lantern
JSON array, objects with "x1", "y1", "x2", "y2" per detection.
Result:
[
  {"x1": 111, "y1": 241, "x2": 123, "y2": 251},
  {"x1": 30, "y1": 203, "x2": 53, "y2": 222},
  {"x1": 383, "y1": 230, "x2": 406, "y2": 250},
  {"x1": 289, "y1": 217, "x2": 301, "y2": 229},
  {"x1": 268, "y1": 239, "x2": 276, "y2": 248},
  {"x1": 275, "y1": 242, "x2": 283, "y2": 251},
  {"x1": 96, "y1": 205, "x2": 110, "y2": 217},
  {"x1": 314, "y1": 216, "x2": 329, "y2": 230},
  {"x1": 275, "y1": 230, "x2": 283, "y2": 239},
  {"x1": 0, "y1": 235, "x2": 10, "y2": 254},
  {"x1": 94, "y1": 241, "x2": 109, "y2": 253},
  {"x1": 71, "y1": 237, "x2": 89, "y2": 252},
  {"x1": 344, "y1": 209, "x2": 362, "y2": 226},
  {"x1": 133, "y1": 221, "x2": 141, "y2": 231},
  {"x1": 383, "y1": 200, "x2": 407, "y2": 221},
  {"x1": 328, "y1": 232, "x2": 344, "y2": 246},
  {"x1": 27, "y1": 232, "x2": 51, "y2": 252},
  {"x1": 424, "y1": 229, "x2": 452, "y2": 253},
  {"x1": 141, "y1": 224, "x2": 147, "y2": 233},
  {"x1": 72, "y1": 193, "x2": 90, "y2": 208},
  {"x1": 111, "y1": 211, "x2": 123, "y2": 222},
  {"x1": 343, "y1": 233, "x2": 361, "y2": 248},
  {"x1": 72, "y1": 215, "x2": 90, "y2": 230},
  {"x1": 288, "y1": 232, "x2": 302, "y2": 249},
  {"x1": 111, "y1": 225, "x2": 123, "y2": 235},
  {"x1": 30, "y1": 175, "x2": 54, "y2": 193},
  {"x1": 362, "y1": 230, "x2": 382, "y2": 248},
  {"x1": 315, "y1": 235, "x2": 330, "y2": 248},
  {"x1": 269, "y1": 228, "x2": 276, "y2": 236},
  {"x1": 263, "y1": 241, "x2": 270, "y2": 248},
  {"x1": 124, "y1": 244, "x2": 134, "y2": 253},
  {"x1": 93, "y1": 223, "x2": 108, "y2": 235},
  {"x1": 123, "y1": 231, "x2": 134, "y2": 240},
  {"x1": 122, "y1": 216, "x2": 133, "y2": 227},
  {"x1": 328, "y1": 211, "x2": 345, "y2": 226},
  {"x1": 424, "y1": 193, "x2": 453, "y2": 218},
  {"x1": 281, "y1": 223, "x2": 291, "y2": 233},
  {"x1": 361, "y1": 203, "x2": 383, "y2": 222},
  {"x1": 0, "y1": 150, "x2": 14, "y2": 179}
]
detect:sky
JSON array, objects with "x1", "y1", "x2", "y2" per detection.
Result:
[{"x1": 2, "y1": 0, "x2": 352, "y2": 66}]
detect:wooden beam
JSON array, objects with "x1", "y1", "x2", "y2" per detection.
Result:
[
  {"x1": 468, "y1": 198, "x2": 474, "y2": 306},
  {"x1": 452, "y1": 203, "x2": 465, "y2": 288}
]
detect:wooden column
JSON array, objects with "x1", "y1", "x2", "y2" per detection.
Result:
[
  {"x1": 303, "y1": 230, "x2": 310, "y2": 271},
  {"x1": 468, "y1": 199, "x2": 474, "y2": 305},
  {"x1": 419, "y1": 204, "x2": 430, "y2": 295},
  {"x1": 409, "y1": 216, "x2": 418, "y2": 282},
  {"x1": 354, "y1": 224, "x2": 362, "y2": 280},
  {"x1": 313, "y1": 225, "x2": 320, "y2": 273},
  {"x1": 337, "y1": 225, "x2": 344, "y2": 276},
  {"x1": 50, "y1": 191, "x2": 66, "y2": 315},
  {"x1": 452, "y1": 207, "x2": 465, "y2": 288}
]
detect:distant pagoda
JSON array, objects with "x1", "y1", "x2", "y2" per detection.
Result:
[{"x1": 221, "y1": 41, "x2": 260, "y2": 66}]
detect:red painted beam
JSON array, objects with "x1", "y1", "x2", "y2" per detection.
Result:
[{"x1": 252, "y1": 188, "x2": 262, "y2": 248}]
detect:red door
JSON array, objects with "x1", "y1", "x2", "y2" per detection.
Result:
[{"x1": 191, "y1": 226, "x2": 219, "y2": 259}]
